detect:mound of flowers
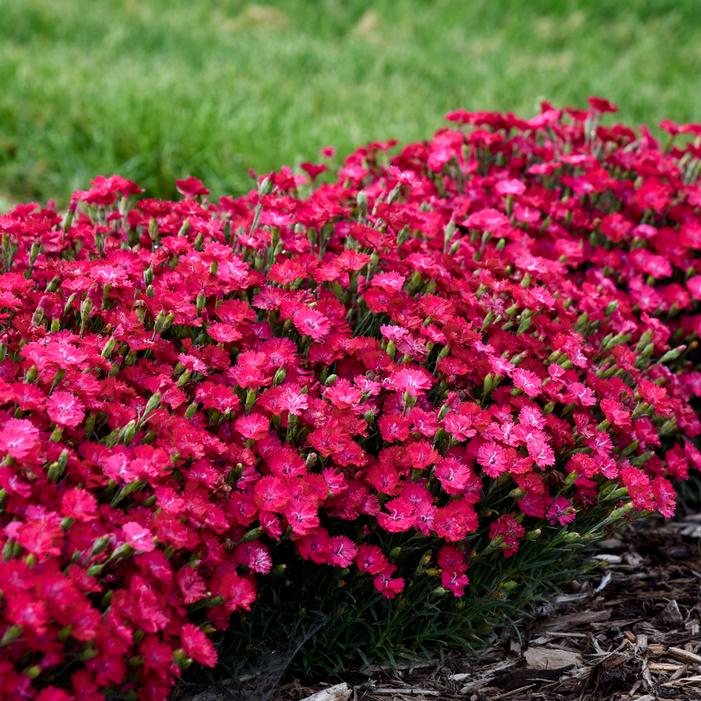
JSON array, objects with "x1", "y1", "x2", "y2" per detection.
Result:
[{"x1": 1, "y1": 98, "x2": 701, "y2": 700}]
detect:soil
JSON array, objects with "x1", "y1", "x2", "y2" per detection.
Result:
[{"x1": 276, "y1": 516, "x2": 701, "y2": 701}]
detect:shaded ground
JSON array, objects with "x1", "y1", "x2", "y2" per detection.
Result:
[{"x1": 274, "y1": 517, "x2": 701, "y2": 701}]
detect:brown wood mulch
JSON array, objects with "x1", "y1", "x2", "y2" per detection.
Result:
[{"x1": 278, "y1": 516, "x2": 701, "y2": 701}]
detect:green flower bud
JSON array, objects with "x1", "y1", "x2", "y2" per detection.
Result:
[
  {"x1": 258, "y1": 177, "x2": 273, "y2": 196},
  {"x1": 141, "y1": 392, "x2": 162, "y2": 421},
  {"x1": 118, "y1": 420, "x2": 137, "y2": 445},
  {"x1": 101, "y1": 338, "x2": 116, "y2": 358},
  {"x1": 240, "y1": 527, "x2": 264, "y2": 543}
]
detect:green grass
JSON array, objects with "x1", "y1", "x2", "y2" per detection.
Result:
[{"x1": 1, "y1": 0, "x2": 700, "y2": 204}]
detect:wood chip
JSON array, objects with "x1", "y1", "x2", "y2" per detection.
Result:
[
  {"x1": 538, "y1": 609, "x2": 611, "y2": 631},
  {"x1": 661, "y1": 675, "x2": 701, "y2": 687},
  {"x1": 649, "y1": 662, "x2": 684, "y2": 672},
  {"x1": 637, "y1": 633, "x2": 648, "y2": 650},
  {"x1": 372, "y1": 688, "x2": 441, "y2": 696},
  {"x1": 299, "y1": 683, "x2": 352, "y2": 701},
  {"x1": 524, "y1": 646, "x2": 583, "y2": 670},
  {"x1": 668, "y1": 647, "x2": 701, "y2": 665},
  {"x1": 493, "y1": 684, "x2": 535, "y2": 699},
  {"x1": 592, "y1": 553, "x2": 622, "y2": 564},
  {"x1": 659, "y1": 599, "x2": 684, "y2": 626}
]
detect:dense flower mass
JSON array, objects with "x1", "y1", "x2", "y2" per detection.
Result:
[{"x1": 1, "y1": 99, "x2": 701, "y2": 699}]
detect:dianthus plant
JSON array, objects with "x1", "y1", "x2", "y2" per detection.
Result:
[{"x1": 1, "y1": 98, "x2": 701, "y2": 700}]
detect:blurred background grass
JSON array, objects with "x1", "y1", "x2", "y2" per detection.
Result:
[{"x1": 1, "y1": 0, "x2": 700, "y2": 206}]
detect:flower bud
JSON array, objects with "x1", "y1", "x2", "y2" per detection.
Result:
[
  {"x1": 45, "y1": 275, "x2": 61, "y2": 293},
  {"x1": 387, "y1": 183, "x2": 402, "y2": 204},
  {"x1": 51, "y1": 368, "x2": 66, "y2": 390},
  {"x1": 184, "y1": 401, "x2": 198, "y2": 419},
  {"x1": 110, "y1": 479, "x2": 144, "y2": 507},
  {"x1": 177, "y1": 219, "x2": 190, "y2": 237},
  {"x1": 240, "y1": 526, "x2": 264, "y2": 543},
  {"x1": 516, "y1": 316, "x2": 532, "y2": 334},
  {"x1": 154, "y1": 310, "x2": 175, "y2": 335},
  {"x1": 31, "y1": 305, "x2": 45, "y2": 327},
  {"x1": 630, "y1": 451, "x2": 652, "y2": 466},
  {"x1": 635, "y1": 329, "x2": 653, "y2": 353},
  {"x1": 563, "y1": 471, "x2": 579, "y2": 488},
  {"x1": 226, "y1": 463, "x2": 244, "y2": 485},
  {"x1": 118, "y1": 420, "x2": 137, "y2": 445},
  {"x1": 76, "y1": 644, "x2": 98, "y2": 662},
  {"x1": 356, "y1": 191, "x2": 368, "y2": 218},
  {"x1": 141, "y1": 392, "x2": 162, "y2": 421},
  {"x1": 659, "y1": 419, "x2": 677, "y2": 436},
  {"x1": 608, "y1": 501, "x2": 634, "y2": 521},
  {"x1": 272, "y1": 368, "x2": 287, "y2": 386},
  {"x1": 561, "y1": 531, "x2": 581, "y2": 543},
  {"x1": 245, "y1": 388, "x2": 257, "y2": 412},
  {"x1": 101, "y1": 337, "x2": 116, "y2": 358},
  {"x1": 443, "y1": 221, "x2": 456, "y2": 249},
  {"x1": 600, "y1": 299, "x2": 618, "y2": 316},
  {"x1": 24, "y1": 665, "x2": 41, "y2": 680},
  {"x1": 106, "y1": 542, "x2": 134, "y2": 563},
  {"x1": 80, "y1": 296, "x2": 93, "y2": 323},
  {"x1": 658, "y1": 346, "x2": 684, "y2": 364},
  {"x1": 258, "y1": 177, "x2": 273, "y2": 196},
  {"x1": 598, "y1": 485, "x2": 628, "y2": 503},
  {"x1": 84, "y1": 413, "x2": 96, "y2": 435},
  {"x1": 620, "y1": 439, "x2": 639, "y2": 457},
  {"x1": 481, "y1": 310, "x2": 495, "y2": 331}
]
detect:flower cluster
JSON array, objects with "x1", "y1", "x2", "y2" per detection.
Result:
[{"x1": 1, "y1": 99, "x2": 701, "y2": 699}]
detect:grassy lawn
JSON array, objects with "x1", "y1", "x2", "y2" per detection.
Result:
[{"x1": 1, "y1": 0, "x2": 700, "y2": 204}]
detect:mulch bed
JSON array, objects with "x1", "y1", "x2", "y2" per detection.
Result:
[{"x1": 276, "y1": 516, "x2": 701, "y2": 701}]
